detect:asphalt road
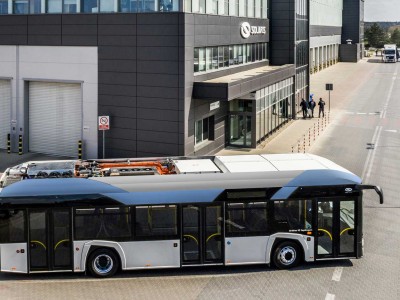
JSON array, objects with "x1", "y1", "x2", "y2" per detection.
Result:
[{"x1": 0, "y1": 59, "x2": 399, "y2": 299}]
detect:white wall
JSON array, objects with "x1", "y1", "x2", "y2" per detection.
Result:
[
  {"x1": 0, "y1": 45, "x2": 98, "y2": 158},
  {"x1": 310, "y1": 0, "x2": 343, "y2": 27}
]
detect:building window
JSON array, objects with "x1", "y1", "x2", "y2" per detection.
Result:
[
  {"x1": 194, "y1": 43, "x2": 268, "y2": 74},
  {"x1": 195, "y1": 116, "x2": 214, "y2": 145},
  {"x1": 13, "y1": 0, "x2": 41, "y2": 14},
  {"x1": 0, "y1": 0, "x2": 8, "y2": 14},
  {"x1": 47, "y1": 0, "x2": 77, "y2": 13}
]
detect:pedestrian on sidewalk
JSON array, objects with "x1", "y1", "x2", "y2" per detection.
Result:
[
  {"x1": 309, "y1": 97, "x2": 316, "y2": 118},
  {"x1": 300, "y1": 98, "x2": 308, "y2": 119},
  {"x1": 318, "y1": 98, "x2": 326, "y2": 118}
]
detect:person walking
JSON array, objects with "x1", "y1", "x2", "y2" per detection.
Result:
[
  {"x1": 300, "y1": 98, "x2": 308, "y2": 119},
  {"x1": 318, "y1": 98, "x2": 326, "y2": 118},
  {"x1": 309, "y1": 98, "x2": 316, "y2": 118}
]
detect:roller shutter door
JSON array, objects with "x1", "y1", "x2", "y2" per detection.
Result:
[
  {"x1": 0, "y1": 80, "x2": 11, "y2": 150},
  {"x1": 29, "y1": 81, "x2": 82, "y2": 157}
]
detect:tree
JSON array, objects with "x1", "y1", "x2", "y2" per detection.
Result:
[
  {"x1": 391, "y1": 28, "x2": 400, "y2": 47},
  {"x1": 365, "y1": 23, "x2": 389, "y2": 48}
]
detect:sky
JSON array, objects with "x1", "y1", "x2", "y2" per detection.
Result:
[{"x1": 365, "y1": 0, "x2": 400, "y2": 22}]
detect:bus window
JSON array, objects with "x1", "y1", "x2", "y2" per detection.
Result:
[
  {"x1": 273, "y1": 200, "x2": 312, "y2": 233},
  {"x1": 225, "y1": 202, "x2": 268, "y2": 236},
  {"x1": 135, "y1": 205, "x2": 177, "y2": 239},
  {"x1": 0, "y1": 210, "x2": 25, "y2": 243},
  {"x1": 74, "y1": 207, "x2": 131, "y2": 240},
  {"x1": 339, "y1": 201, "x2": 355, "y2": 253}
]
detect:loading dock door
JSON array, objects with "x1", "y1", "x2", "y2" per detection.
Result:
[
  {"x1": 0, "y1": 80, "x2": 11, "y2": 150},
  {"x1": 29, "y1": 82, "x2": 82, "y2": 157}
]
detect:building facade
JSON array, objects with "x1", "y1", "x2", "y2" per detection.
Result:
[
  {"x1": 309, "y1": 0, "x2": 342, "y2": 73},
  {"x1": 0, "y1": 1, "x2": 311, "y2": 159},
  {"x1": 309, "y1": 0, "x2": 365, "y2": 73}
]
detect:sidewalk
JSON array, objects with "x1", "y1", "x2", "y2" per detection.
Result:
[{"x1": 219, "y1": 57, "x2": 377, "y2": 156}]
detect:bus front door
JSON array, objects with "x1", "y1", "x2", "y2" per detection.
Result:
[
  {"x1": 316, "y1": 199, "x2": 357, "y2": 259},
  {"x1": 181, "y1": 205, "x2": 223, "y2": 265},
  {"x1": 28, "y1": 209, "x2": 72, "y2": 272}
]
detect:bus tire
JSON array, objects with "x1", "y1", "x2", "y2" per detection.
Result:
[
  {"x1": 272, "y1": 241, "x2": 301, "y2": 269},
  {"x1": 87, "y1": 248, "x2": 119, "y2": 278}
]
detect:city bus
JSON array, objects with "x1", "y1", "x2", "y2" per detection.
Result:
[{"x1": 0, "y1": 154, "x2": 383, "y2": 277}]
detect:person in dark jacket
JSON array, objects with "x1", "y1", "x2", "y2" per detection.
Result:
[
  {"x1": 318, "y1": 98, "x2": 326, "y2": 118},
  {"x1": 309, "y1": 98, "x2": 316, "y2": 118},
  {"x1": 300, "y1": 98, "x2": 308, "y2": 119}
]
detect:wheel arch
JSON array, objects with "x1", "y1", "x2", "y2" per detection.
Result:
[
  {"x1": 265, "y1": 233, "x2": 311, "y2": 265},
  {"x1": 80, "y1": 241, "x2": 126, "y2": 272}
]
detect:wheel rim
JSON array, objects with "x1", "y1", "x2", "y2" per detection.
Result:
[
  {"x1": 278, "y1": 246, "x2": 296, "y2": 266},
  {"x1": 93, "y1": 254, "x2": 113, "y2": 275}
]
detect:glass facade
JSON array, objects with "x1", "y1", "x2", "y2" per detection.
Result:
[
  {"x1": 185, "y1": 0, "x2": 267, "y2": 17},
  {"x1": 228, "y1": 77, "x2": 294, "y2": 147},
  {"x1": 0, "y1": 0, "x2": 270, "y2": 14},
  {"x1": 255, "y1": 78, "x2": 293, "y2": 143},
  {"x1": 0, "y1": 0, "x2": 180, "y2": 13},
  {"x1": 194, "y1": 43, "x2": 268, "y2": 73}
]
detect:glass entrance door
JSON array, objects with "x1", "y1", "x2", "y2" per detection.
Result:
[
  {"x1": 229, "y1": 114, "x2": 252, "y2": 147},
  {"x1": 29, "y1": 209, "x2": 72, "y2": 271},
  {"x1": 182, "y1": 205, "x2": 223, "y2": 265},
  {"x1": 316, "y1": 199, "x2": 357, "y2": 259}
]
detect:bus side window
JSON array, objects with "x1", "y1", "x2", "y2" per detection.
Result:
[
  {"x1": 0, "y1": 210, "x2": 25, "y2": 243},
  {"x1": 272, "y1": 200, "x2": 312, "y2": 232},
  {"x1": 135, "y1": 205, "x2": 177, "y2": 239}
]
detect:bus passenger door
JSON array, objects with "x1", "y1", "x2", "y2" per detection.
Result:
[
  {"x1": 29, "y1": 209, "x2": 72, "y2": 272},
  {"x1": 0, "y1": 209, "x2": 27, "y2": 273},
  {"x1": 316, "y1": 199, "x2": 357, "y2": 259},
  {"x1": 181, "y1": 205, "x2": 223, "y2": 265}
]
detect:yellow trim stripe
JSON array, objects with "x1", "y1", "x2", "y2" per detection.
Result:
[
  {"x1": 340, "y1": 227, "x2": 353, "y2": 236},
  {"x1": 183, "y1": 234, "x2": 199, "y2": 245},
  {"x1": 31, "y1": 240, "x2": 46, "y2": 250},
  {"x1": 318, "y1": 229, "x2": 332, "y2": 241},
  {"x1": 54, "y1": 239, "x2": 69, "y2": 250}
]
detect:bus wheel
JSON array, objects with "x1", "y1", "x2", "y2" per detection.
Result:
[
  {"x1": 88, "y1": 248, "x2": 119, "y2": 278},
  {"x1": 272, "y1": 241, "x2": 301, "y2": 269}
]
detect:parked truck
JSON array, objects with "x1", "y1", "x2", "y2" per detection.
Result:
[{"x1": 383, "y1": 44, "x2": 397, "y2": 63}]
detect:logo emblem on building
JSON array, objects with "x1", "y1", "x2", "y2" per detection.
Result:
[{"x1": 240, "y1": 22, "x2": 267, "y2": 39}]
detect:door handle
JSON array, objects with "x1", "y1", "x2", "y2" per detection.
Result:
[{"x1": 16, "y1": 249, "x2": 25, "y2": 253}]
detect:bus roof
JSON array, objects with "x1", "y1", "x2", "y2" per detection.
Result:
[{"x1": 0, "y1": 167, "x2": 362, "y2": 205}]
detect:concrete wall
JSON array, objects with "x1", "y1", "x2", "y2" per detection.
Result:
[
  {"x1": 339, "y1": 43, "x2": 361, "y2": 62},
  {"x1": 0, "y1": 44, "x2": 98, "y2": 158}
]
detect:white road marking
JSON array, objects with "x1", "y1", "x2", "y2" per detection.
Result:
[
  {"x1": 365, "y1": 126, "x2": 383, "y2": 182},
  {"x1": 382, "y1": 65, "x2": 398, "y2": 119},
  {"x1": 361, "y1": 126, "x2": 380, "y2": 181},
  {"x1": 345, "y1": 112, "x2": 355, "y2": 114},
  {"x1": 332, "y1": 267, "x2": 343, "y2": 282},
  {"x1": 325, "y1": 293, "x2": 335, "y2": 300},
  {"x1": 385, "y1": 129, "x2": 398, "y2": 133},
  {"x1": 357, "y1": 112, "x2": 367, "y2": 115}
]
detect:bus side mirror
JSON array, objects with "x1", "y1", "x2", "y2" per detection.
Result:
[{"x1": 357, "y1": 185, "x2": 384, "y2": 204}]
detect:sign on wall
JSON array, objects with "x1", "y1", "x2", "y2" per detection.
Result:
[
  {"x1": 98, "y1": 116, "x2": 110, "y2": 130},
  {"x1": 240, "y1": 22, "x2": 267, "y2": 39}
]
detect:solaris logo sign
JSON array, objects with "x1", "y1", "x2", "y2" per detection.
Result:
[
  {"x1": 240, "y1": 22, "x2": 267, "y2": 39},
  {"x1": 240, "y1": 22, "x2": 251, "y2": 39}
]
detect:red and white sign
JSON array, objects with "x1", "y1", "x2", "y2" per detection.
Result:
[{"x1": 98, "y1": 116, "x2": 110, "y2": 130}]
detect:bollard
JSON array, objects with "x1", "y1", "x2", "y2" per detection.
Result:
[
  {"x1": 18, "y1": 135, "x2": 22, "y2": 155},
  {"x1": 303, "y1": 135, "x2": 306, "y2": 153},
  {"x1": 313, "y1": 124, "x2": 316, "y2": 141},
  {"x1": 318, "y1": 120, "x2": 320, "y2": 136},
  {"x1": 328, "y1": 111, "x2": 330, "y2": 124},
  {"x1": 297, "y1": 140, "x2": 300, "y2": 153},
  {"x1": 308, "y1": 129, "x2": 311, "y2": 146},
  {"x1": 7, "y1": 133, "x2": 11, "y2": 154},
  {"x1": 292, "y1": 145, "x2": 294, "y2": 153},
  {"x1": 78, "y1": 140, "x2": 82, "y2": 159}
]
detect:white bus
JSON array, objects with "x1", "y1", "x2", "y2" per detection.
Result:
[{"x1": 0, "y1": 154, "x2": 383, "y2": 277}]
